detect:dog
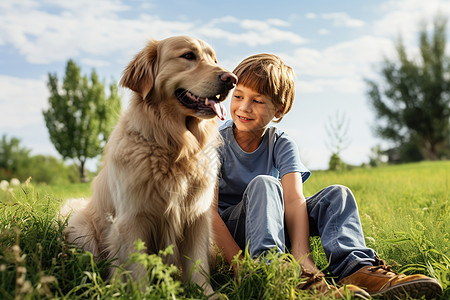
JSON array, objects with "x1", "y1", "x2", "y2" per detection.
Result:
[{"x1": 62, "y1": 36, "x2": 237, "y2": 294}]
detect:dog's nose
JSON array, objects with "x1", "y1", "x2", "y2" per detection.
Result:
[{"x1": 219, "y1": 72, "x2": 238, "y2": 89}]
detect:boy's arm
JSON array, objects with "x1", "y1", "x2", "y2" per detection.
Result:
[
  {"x1": 281, "y1": 172, "x2": 321, "y2": 274},
  {"x1": 211, "y1": 184, "x2": 243, "y2": 267}
]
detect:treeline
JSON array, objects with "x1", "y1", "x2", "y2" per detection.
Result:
[{"x1": 0, "y1": 134, "x2": 87, "y2": 184}]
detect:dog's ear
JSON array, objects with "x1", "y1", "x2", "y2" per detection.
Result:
[{"x1": 120, "y1": 39, "x2": 158, "y2": 99}]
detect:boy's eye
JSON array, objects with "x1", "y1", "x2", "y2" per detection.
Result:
[{"x1": 253, "y1": 99, "x2": 263, "y2": 104}]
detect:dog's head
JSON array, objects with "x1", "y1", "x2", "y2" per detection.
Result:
[{"x1": 120, "y1": 36, "x2": 237, "y2": 120}]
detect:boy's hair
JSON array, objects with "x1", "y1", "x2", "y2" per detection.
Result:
[{"x1": 232, "y1": 54, "x2": 295, "y2": 122}]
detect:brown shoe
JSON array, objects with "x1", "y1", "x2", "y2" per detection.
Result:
[
  {"x1": 299, "y1": 269, "x2": 370, "y2": 299},
  {"x1": 338, "y1": 262, "x2": 443, "y2": 299}
]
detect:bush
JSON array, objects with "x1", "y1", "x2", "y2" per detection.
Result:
[
  {"x1": 0, "y1": 135, "x2": 83, "y2": 184},
  {"x1": 328, "y1": 153, "x2": 345, "y2": 171},
  {"x1": 20, "y1": 155, "x2": 80, "y2": 185}
]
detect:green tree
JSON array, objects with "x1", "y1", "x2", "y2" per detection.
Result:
[
  {"x1": 325, "y1": 111, "x2": 350, "y2": 171},
  {"x1": 366, "y1": 15, "x2": 450, "y2": 161},
  {"x1": 0, "y1": 135, "x2": 31, "y2": 180},
  {"x1": 43, "y1": 59, "x2": 121, "y2": 181}
]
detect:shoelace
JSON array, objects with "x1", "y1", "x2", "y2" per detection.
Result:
[{"x1": 368, "y1": 263, "x2": 405, "y2": 278}]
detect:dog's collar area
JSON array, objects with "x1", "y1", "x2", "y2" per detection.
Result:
[{"x1": 175, "y1": 88, "x2": 227, "y2": 120}]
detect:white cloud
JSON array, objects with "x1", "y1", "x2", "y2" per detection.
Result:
[
  {"x1": 201, "y1": 18, "x2": 306, "y2": 46},
  {"x1": 295, "y1": 0, "x2": 450, "y2": 97},
  {"x1": 282, "y1": 36, "x2": 393, "y2": 93},
  {"x1": 267, "y1": 19, "x2": 290, "y2": 27},
  {"x1": 80, "y1": 58, "x2": 111, "y2": 68},
  {"x1": 321, "y1": 12, "x2": 365, "y2": 28},
  {"x1": 0, "y1": 2, "x2": 307, "y2": 65},
  {"x1": 296, "y1": 80, "x2": 323, "y2": 94},
  {"x1": 300, "y1": 78, "x2": 365, "y2": 94},
  {"x1": 43, "y1": 0, "x2": 130, "y2": 15},
  {"x1": 373, "y1": 0, "x2": 450, "y2": 45},
  {"x1": 0, "y1": 75, "x2": 49, "y2": 129},
  {"x1": 207, "y1": 16, "x2": 240, "y2": 26},
  {"x1": 0, "y1": 2, "x2": 146, "y2": 63}
]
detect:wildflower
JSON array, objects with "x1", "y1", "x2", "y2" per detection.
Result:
[
  {"x1": 25, "y1": 177, "x2": 32, "y2": 187},
  {"x1": 0, "y1": 180, "x2": 8, "y2": 191},
  {"x1": 16, "y1": 266, "x2": 27, "y2": 285},
  {"x1": 40, "y1": 275, "x2": 56, "y2": 284},
  {"x1": 365, "y1": 236, "x2": 376, "y2": 245},
  {"x1": 17, "y1": 266, "x2": 27, "y2": 275},
  {"x1": 38, "y1": 276, "x2": 56, "y2": 298},
  {"x1": 10, "y1": 178, "x2": 20, "y2": 186},
  {"x1": 19, "y1": 280, "x2": 33, "y2": 294},
  {"x1": 12, "y1": 245, "x2": 21, "y2": 254}
]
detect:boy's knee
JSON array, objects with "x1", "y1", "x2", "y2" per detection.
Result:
[
  {"x1": 326, "y1": 184, "x2": 352, "y2": 196},
  {"x1": 248, "y1": 175, "x2": 281, "y2": 190},
  {"x1": 245, "y1": 175, "x2": 283, "y2": 208},
  {"x1": 323, "y1": 184, "x2": 357, "y2": 208}
]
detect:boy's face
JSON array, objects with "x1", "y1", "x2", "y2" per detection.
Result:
[{"x1": 230, "y1": 85, "x2": 282, "y2": 135}]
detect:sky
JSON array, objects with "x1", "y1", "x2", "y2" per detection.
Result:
[{"x1": 1, "y1": 0, "x2": 450, "y2": 171}]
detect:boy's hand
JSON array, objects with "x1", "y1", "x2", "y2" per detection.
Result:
[{"x1": 299, "y1": 256, "x2": 322, "y2": 275}]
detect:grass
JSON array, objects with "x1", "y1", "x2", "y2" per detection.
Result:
[{"x1": 0, "y1": 161, "x2": 449, "y2": 299}]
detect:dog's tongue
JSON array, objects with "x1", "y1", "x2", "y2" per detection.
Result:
[{"x1": 205, "y1": 99, "x2": 226, "y2": 120}]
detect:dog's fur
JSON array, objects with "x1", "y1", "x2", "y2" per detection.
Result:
[{"x1": 62, "y1": 36, "x2": 236, "y2": 293}]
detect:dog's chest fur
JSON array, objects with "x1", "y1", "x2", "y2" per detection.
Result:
[{"x1": 109, "y1": 121, "x2": 218, "y2": 219}]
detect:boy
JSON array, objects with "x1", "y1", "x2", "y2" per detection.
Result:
[{"x1": 212, "y1": 54, "x2": 443, "y2": 298}]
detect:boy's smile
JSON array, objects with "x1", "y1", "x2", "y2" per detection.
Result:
[{"x1": 236, "y1": 115, "x2": 253, "y2": 122}]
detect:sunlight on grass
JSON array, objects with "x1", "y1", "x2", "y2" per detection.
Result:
[{"x1": 0, "y1": 161, "x2": 448, "y2": 299}]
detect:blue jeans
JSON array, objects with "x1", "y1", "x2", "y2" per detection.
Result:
[{"x1": 220, "y1": 175, "x2": 377, "y2": 280}]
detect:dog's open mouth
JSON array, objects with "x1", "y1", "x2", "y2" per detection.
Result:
[{"x1": 175, "y1": 89, "x2": 227, "y2": 120}]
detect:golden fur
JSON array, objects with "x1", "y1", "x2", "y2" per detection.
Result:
[{"x1": 62, "y1": 36, "x2": 236, "y2": 293}]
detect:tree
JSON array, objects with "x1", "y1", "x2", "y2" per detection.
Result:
[
  {"x1": 325, "y1": 111, "x2": 350, "y2": 171},
  {"x1": 43, "y1": 59, "x2": 121, "y2": 181},
  {"x1": 366, "y1": 15, "x2": 450, "y2": 161}
]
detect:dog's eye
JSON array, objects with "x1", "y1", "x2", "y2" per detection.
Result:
[{"x1": 180, "y1": 52, "x2": 196, "y2": 60}]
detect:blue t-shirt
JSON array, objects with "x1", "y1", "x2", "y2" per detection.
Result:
[{"x1": 218, "y1": 120, "x2": 311, "y2": 212}]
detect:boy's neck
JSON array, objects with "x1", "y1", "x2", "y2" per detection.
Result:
[{"x1": 233, "y1": 126, "x2": 266, "y2": 153}]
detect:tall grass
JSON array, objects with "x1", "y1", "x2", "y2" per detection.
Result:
[
  {"x1": 304, "y1": 161, "x2": 449, "y2": 295},
  {"x1": 0, "y1": 161, "x2": 448, "y2": 299}
]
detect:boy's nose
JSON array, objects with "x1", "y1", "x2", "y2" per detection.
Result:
[{"x1": 240, "y1": 101, "x2": 252, "y2": 112}]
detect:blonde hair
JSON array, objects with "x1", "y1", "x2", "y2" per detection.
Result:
[{"x1": 232, "y1": 54, "x2": 295, "y2": 122}]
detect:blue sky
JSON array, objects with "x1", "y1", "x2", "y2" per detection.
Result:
[{"x1": 1, "y1": 0, "x2": 450, "y2": 171}]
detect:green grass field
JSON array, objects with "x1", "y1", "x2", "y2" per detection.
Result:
[{"x1": 0, "y1": 161, "x2": 448, "y2": 299}]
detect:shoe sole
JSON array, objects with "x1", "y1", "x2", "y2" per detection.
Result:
[
  {"x1": 369, "y1": 278, "x2": 443, "y2": 299},
  {"x1": 352, "y1": 290, "x2": 371, "y2": 299}
]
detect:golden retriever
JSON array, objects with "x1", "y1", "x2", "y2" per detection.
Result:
[{"x1": 62, "y1": 36, "x2": 237, "y2": 294}]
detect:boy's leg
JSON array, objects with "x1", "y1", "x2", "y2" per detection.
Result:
[
  {"x1": 306, "y1": 184, "x2": 376, "y2": 280},
  {"x1": 307, "y1": 185, "x2": 442, "y2": 298},
  {"x1": 220, "y1": 175, "x2": 285, "y2": 258},
  {"x1": 220, "y1": 181, "x2": 372, "y2": 299}
]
